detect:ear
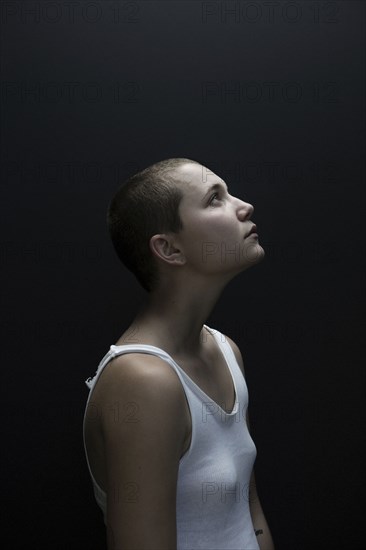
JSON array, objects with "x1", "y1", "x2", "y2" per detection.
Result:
[{"x1": 149, "y1": 234, "x2": 185, "y2": 266}]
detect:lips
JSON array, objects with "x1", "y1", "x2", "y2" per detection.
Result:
[{"x1": 246, "y1": 224, "x2": 258, "y2": 237}]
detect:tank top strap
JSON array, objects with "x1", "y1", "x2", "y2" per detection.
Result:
[
  {"x1": 84, "y1": 343, "x2": 176, "y2": 391},
  {"x1": 204, "y1": 324, "x2": 239, "y2": 372}
]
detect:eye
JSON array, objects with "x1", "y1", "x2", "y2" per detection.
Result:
[{"x1": 208, "y1": 192, "x2": 221, "y2": 205}]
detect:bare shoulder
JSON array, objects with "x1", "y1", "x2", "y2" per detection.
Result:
[
  {"x1": 91, "y1": 351, "x2": 189, "y2": 424},
  {"x1": 223, "y1": 334, "x2": 246, "y2": 378},
  {"x1": 90, "y1": 352, "x2": 187, "y2": 549}
]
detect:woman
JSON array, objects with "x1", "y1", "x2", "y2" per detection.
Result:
[{"x1": 83, "y1": 158, "x2": 275, "y2": 549}]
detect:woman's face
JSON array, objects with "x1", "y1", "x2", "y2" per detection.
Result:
[{"x1": 171, "y1": 162, "x2": 265, "y2": 278}]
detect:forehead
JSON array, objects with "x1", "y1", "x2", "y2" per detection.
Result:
[{"x1": 175, "y1": 163, "x2": 224, "y2": 196}]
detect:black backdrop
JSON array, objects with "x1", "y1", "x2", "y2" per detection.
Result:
[{"x1": 1, "y1": 1, "x2": 365, "y2": 548}]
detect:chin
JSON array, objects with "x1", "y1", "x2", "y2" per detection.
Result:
[
  {"x1": 244, "y1": 241, "x2": 265, "y2": 265},
  {"x1": 229, "y1": 248, "x2": 264, "y2": 278}
]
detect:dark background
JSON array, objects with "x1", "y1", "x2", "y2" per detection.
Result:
[{"x1": 1, "y1": 1, "x2": 365, "y2": 548}]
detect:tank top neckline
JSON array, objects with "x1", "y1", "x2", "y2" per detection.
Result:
[{"x1": 108, "y1": 325, "x2": 238, "y2": 416}]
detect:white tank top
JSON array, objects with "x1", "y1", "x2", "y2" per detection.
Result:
[{"x1": 82, "y1": 324, "x2": 260, "y2": 550}]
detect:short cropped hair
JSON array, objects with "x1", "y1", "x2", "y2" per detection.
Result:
[{"x1": 107, "y1": 157, "x2": 202, "y2": 293}]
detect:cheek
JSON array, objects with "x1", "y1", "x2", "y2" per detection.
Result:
[
  {"x1": 185, "y1": 219, "x2": 230, "y2": 248},
  {"x1": 182, "y1": 218, "x2": 238, "y2": 265}
]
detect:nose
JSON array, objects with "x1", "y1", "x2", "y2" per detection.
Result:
[{"x1": 236, "y1": 199, "x2": 254, "y2": 220}]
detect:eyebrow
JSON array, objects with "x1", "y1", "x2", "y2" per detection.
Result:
[{"x1": 201, "y1": 181, "x2": 229, "y2": 202}]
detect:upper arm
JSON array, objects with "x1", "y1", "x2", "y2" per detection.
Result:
[{"x1": 99, "y1": 354, "x2": 187, "y2": 550}]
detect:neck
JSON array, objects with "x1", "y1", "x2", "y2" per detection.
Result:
[{"x1": 133, "y1": 277, "x2": 229, "y2": 358}]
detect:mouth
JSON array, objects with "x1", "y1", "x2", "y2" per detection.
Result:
[{"x1": 246, "y1": 224, "x2": 258, "y2": 237}]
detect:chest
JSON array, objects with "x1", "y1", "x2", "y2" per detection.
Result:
[{"x1": 174, "y1": 343, "x2": 236, "y2": 415}]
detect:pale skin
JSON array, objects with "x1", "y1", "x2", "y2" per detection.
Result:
[{"x1": 85, "y1": 162, "x2": 274, "y2": 549}]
